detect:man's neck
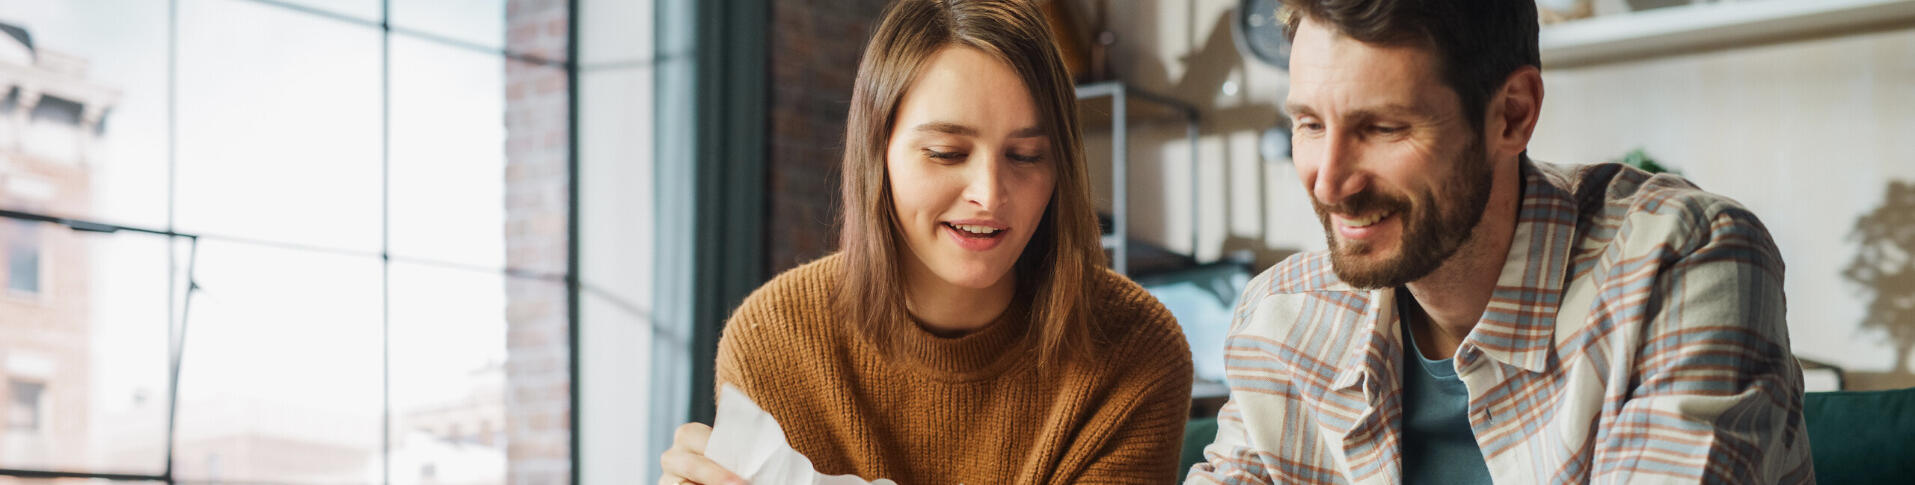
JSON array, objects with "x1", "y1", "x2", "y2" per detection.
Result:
[{"x1": 1402, "y1": 161, "x2": 1523, "y2": 360}]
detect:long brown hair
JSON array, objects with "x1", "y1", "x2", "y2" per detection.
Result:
[{"x1": 837, "y1": 0, "x2": 1102, "y2": 368}]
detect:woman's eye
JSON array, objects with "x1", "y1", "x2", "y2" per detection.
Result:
[
  {"x1": 923, "y1": 149, "x2": 966, "y2": 161},
  {"x1": 1008, "y1": 152, "x2": 1045, "y2": 164}
]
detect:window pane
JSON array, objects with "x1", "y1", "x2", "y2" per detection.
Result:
[
  {"x1": 388, "y1": 36, "x2": 508, "y2": 270},
  {"x1": 578, "y1": 66, "x2": 650, "y2": 302},
  {"x1": 389, "y1": 42, "x2": 568, "y2": 274},
  {"x1": 269, "y1": 0, "x2": 382, "y2": 23},
  {"x1": 579, "y1": 0, "x2": 652, "y2": 67},
  {"x1": 579, "y1": 286, "x2": 649, "y2": 484},
  {"x1": 171, "y1": 240, "x2": 382, "y2": 483},
  {"x1": 577, "y1": 63, "x2": 652, "y2": 482},
  {"x1": 0, "y1": 226, "x2": 170, "y2": 475},
  {"x1": 6, "y1": 220, "x2": 39, "y2": 294},
  {"x1": 389, "y1": 263, "x2": 568, "y2": 485},
  {"x1": 391, "y1": 0, "x2": 506, "y2": 53},
  {"x1": 6, "y1": 380, "x2": 44, "y2": 431},
  {"x1": 175, "y1": 0, "x2": 382, "y2": 253},
  {"x1": 0, "y1": 2, "x2": 171, "y2": 230},
  {"x1": 577, "y1": 0, "x2": 652, "y2": 481}
]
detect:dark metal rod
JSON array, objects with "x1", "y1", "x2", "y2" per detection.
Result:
[
  {"x1": 0, "y1": 468, "x2": 169, "y2": 481},
  {"x1": 163, "y1": 237, "x2": 201, "y2": 485},
  {"x1": 565, "y1": 0, "x2": 584, "y2": 481},
  {"x1": 0, "y1": 208, "x2": 181, "y2": 238}
]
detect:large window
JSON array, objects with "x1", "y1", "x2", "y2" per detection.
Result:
[
  {"x1": 4, "y1": 220, "x2": 39, "y2": 295},
  {"x1": 0, "y1": 0, "x2": 660, "y2": 482},
  {"x1": 5, "y1": 380, "x2": 43, "y2": 432}
]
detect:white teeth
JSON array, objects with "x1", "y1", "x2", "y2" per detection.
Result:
[
  {"x1": 1344, "y1": 212, "x2": 1389, "y2": 228},
  {"x1": 952, "y1": 224, "x2": 1000, "y2": 235}
]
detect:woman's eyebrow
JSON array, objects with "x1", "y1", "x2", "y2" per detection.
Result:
[
  {"x1": 913, "y1": 122, "x2": 1046, "y2": 139},
  {"x1": 914, "y1": 122, "x2": 977, "y2": 136}
]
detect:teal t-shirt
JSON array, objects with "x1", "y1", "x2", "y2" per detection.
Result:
[{"x1": 1399, "y1": 302, "x2": 1492, "y2": 485}]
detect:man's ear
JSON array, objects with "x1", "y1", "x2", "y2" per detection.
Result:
[{"x1": 1485, "y1": 66, "x2": 1543, "y2": 163}]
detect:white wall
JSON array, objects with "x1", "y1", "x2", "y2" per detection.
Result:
[{"x1": 1085, "y1": 0, "x2": 1915, "y2": 389}]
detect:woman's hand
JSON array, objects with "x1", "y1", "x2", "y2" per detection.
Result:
[{"x1": 658, "y1": 422, "x2": 746, "y2": 485}]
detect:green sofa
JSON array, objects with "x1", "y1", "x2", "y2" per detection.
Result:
[{"x1": 1180, "y1": 387, "x2": 1915, "y2": 483}]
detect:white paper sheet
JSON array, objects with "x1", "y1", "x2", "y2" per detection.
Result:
[{"x1": 707, "y1": 384, "x2": 897, "y2": 485}]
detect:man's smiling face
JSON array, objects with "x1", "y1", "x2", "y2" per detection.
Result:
[{"x1": 1285, "y1": 17, "x2": 1495, "y2": 289}]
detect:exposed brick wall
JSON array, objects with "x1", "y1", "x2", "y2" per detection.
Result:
[
  {"x1": 764, "y1": 0, "x2": 890, "y2": 274},
  {"x1": 503, "y1": 0, "x2": 571, "y2": 483}
]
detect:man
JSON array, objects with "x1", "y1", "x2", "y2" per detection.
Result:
[{"x1": 1186, "y1": 1, "x2": 1813, "y2": 483}]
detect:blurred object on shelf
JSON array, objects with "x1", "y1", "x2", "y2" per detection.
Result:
[
  {"x1": 1614, "y1": 148, "x2": 1679, "y2": 175},
  {"x1": 1538, "y1": 0, "x2": 1596, "y2": 24},
  {"x1": 1233, "y1": 0, "x2": 1291, "y2": 69}
]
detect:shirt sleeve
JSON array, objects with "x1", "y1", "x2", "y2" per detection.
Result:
[
  {"x1": 1184, "y1": 271, "x2": 1281, "y2": 484},
  {"x1": 1589, "y1": 206, "x2": 1816, "y2": 484},
  {"x1": 1184, "y1": 400, "x2": 1278, "y2": 484}
]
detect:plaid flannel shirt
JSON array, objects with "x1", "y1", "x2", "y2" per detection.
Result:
[{"x1": 1187, "y1": 160, "x2": 1814, "y2": 484}]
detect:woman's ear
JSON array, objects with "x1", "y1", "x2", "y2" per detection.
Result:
[{"x1": 1485, "y1": 66, "x2": 1543, "y2": 163}]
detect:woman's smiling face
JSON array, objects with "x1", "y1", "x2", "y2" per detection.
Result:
[{"x1": 885, "y1": 45, "x2": 1056, "y2": 292}]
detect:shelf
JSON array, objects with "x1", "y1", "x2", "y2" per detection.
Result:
[
  {"x1": 1075, "y1": 82, "x2": 1198, "y2": 132},
  {"x1": 1076, "y1": 81, "x2": 1202, "y2": 276},
  {"x1": 1539, "y1": 0, "x2": 1915, "y2": 67}
]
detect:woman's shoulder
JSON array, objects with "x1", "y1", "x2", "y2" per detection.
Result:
[
  {"x1": 1084, "y1": 267, "x2": 1189, "y2": 360},
  {"x1": 1076, "y1": 267, "x2": 1192, "y2": 404},
  {"x1": 725, "y1": 253, "x2": 844, "y2": 341},
  {"x1": 718, "y1": 253, "x2": 848, "y2": 385}
]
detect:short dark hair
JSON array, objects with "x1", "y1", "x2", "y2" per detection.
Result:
[{"x1": 1282, "y1": 0, "x2": 1539, "y2": 135}]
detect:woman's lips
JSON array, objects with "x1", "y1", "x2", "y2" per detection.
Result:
[{"x1": 942, "y1": 222, "x2": 1007, "y2": 251}]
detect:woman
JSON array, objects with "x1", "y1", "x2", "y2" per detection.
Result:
[{"x1": 659, "y1": 0, "x2": 1192, "y2": 483}]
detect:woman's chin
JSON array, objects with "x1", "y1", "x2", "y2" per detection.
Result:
[{"x1": 931, "y1": 264, "x2": 1010, "y2": 290}]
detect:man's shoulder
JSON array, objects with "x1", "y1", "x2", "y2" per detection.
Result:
[
  {"x1": 1230, "y1": 251, "x2": 1377, "y2": 330},
  {"x1": 1546, "y1": 161, "x2": 1775, "y2": 258},
  {"x1": 1229, "y1": 252, "x2": 1376, "y2": 347}
]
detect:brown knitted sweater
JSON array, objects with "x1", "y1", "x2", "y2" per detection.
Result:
[{"x1": 715, "y1": 253, "x2": 1194, "y2": 484}]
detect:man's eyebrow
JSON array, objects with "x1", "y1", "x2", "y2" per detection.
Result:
[
  {"x1": 1282, "y1": 102, "x2": 1433, "y2": 121},
  {"x1": 914, "y1": 122, "x2": 1047, "y2": 139},
  {"x1": 1283, "y1": 102, "x2": 1314, "y2": 118}
]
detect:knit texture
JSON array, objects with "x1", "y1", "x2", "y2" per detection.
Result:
[{"x1": 716, "y1": 253, "x2": 1194, "y2": 484}]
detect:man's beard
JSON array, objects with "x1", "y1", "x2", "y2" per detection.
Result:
[{"x1": 1313, "y1": 140, "x2": 1494, "y2": 289}]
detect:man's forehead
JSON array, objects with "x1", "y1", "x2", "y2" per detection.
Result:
[{"x1": 1285, "y1": 17, "x2": 1445, "y2": 111}]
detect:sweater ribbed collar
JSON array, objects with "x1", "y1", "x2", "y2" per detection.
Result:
[{"x1": 889, "y1": 296, "x2": 1034, "y2": 381}]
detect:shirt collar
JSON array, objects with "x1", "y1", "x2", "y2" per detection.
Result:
[
  {"x1": 1467, "y1": 159, "x2": 1579, "y2": 373},
  {"x1": 1330, "y1": 159, "x2": 1580, "y2": 391}
]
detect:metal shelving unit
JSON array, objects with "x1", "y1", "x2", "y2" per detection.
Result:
[{"x1": 1075, "y1": 81, "x2": 1201, "y2": 275}]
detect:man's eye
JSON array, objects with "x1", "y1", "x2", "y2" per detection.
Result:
[
  {"x1": 1296, "y1": 121, "x2": 1324, "y2": 132},
  {"x1": 1369, "y1": 125, "x2": 1406, "y2": 135}
]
